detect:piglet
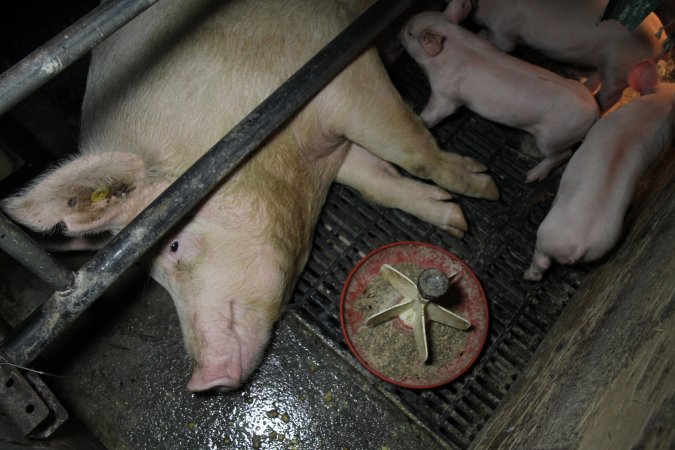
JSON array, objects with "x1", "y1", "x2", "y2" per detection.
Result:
[
  {"x1": 444, "y1": 0, "x2": 667, "y2": 111},
  {"x1": 400, "y1": 12, "x2": 599, "y2": 182},
  {"x1": 524, "y1": 62, "x2": 675, "y2": 281}
]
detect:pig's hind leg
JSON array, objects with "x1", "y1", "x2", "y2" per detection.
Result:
[
  {"x1": 337, "y1": 143, "x2": 468, "y2": 237},
  {"x1": 330, "y1": 52, "x2": 499, "y2": 201},
  {"x1": 525, "y1": 129, "x2": 581, "y2": 182}
]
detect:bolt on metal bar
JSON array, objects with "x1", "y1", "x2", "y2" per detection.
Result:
[
  {"x1": 0, "y1": 0, "x2": 415, "y2": 366},
  {"x1": 0, "y1": 0, "x2": 160, "y2": 117},
  {"x1": 0, "y1": 211, "x2": 74, "y2": 291}
]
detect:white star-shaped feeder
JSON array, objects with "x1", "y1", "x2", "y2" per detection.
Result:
[{"x1": 364, "y1": 264, "x2": 471, "y2": 363}]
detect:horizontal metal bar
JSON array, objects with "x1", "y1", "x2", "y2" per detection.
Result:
[
  {"x1": 0, "y1": 0, "x2": 160, "y2": 117},
  {"x1": 0, "y1": 0, "x2": 414, "y2": 366},
  {"x1": 0, "y1": 211, "x2": 75, "y2": 291}
]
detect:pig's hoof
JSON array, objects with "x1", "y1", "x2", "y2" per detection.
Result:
[
  {"x1": 467, "y1": 173, "x2": 499, "y2": 200},
  {"x1": 527, "y1": 151, "x2": 570, "y2": 183},
  {"x1": 462, "y1": 156, "x2": 488, "y2": 173},
  {"x1": 435, "y1": 153, "x2": 498, "y2": 199},
  {"x1": 410, "y1": 186, "x2": 467, "y2": 237},
  {"x1": 482, "y1": 175, "x2": 500, "y2": 200},
  {"x1": 433, "y1": 201, "x2": 467, "y2": 238},
  {"x1": 442, "y1": 225, "x2": 466, "y2": 239},
  {"x1": 517, "y1": 134, "x2": 542, "y2": 159},
  {"x1": 523, "y1": 268, "x2": 543, "y2": 281},
  {"x1": 525, "y1": 167, "x2": 548, "y2": 183}
]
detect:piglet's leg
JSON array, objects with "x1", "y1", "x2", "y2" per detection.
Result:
[
  {"x1": 596, "y1": 63, "x2": 629, "y2": 112},
  {"x1": 487, "y1": 29, "x2": 518, "y2": 53},
  {"x1": 337, "y1": 143, "x2": 468, "y2": 237},
  {"x1": 523, "y1": 249, "x2": 551, "y2": 281},
  {"x1": 526, "y1": 149, "x2": 572, "y2": 183},
  {"x1": 421, "y1": 95, "x2": 461, "y2": 128}
]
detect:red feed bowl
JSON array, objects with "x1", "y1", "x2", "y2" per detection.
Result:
[{"x1": 340, "y1": 241, "x2": 489, "y2": 389}]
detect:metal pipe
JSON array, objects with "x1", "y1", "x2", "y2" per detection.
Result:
[
  {"x1": 0, "y1": 211, "x2": 75, "y2": 291},
  {"x1": 0, "y1": 0, "x2": 160, "y2": 117},
  {"x1": 0, "y1": 0, "x2": 415, "y2": 366}
]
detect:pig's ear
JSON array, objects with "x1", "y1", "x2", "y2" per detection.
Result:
[
  {"x1": 628, "y1": 60, "x2": 660, "y2": 95},
  {"x1": 2, "y1": 151, "x2": 157, "y2": 235},
  {"x1": 444, "y1": 1, "x2": 466, "y2": 23},
  {"x1": 421, "y1": 29, "x2": 445, "y2": 57}
]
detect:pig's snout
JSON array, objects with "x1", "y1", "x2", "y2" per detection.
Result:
[
  {"x1": 188, "y1": 359, "x2": 244, "y2": 393},
  {"x1": 187, "y1": 334, "x2": 267, "y2": 393},
  {"x1": 185, "y1": 307, "x2": 271, "y2": 393},
  {"x1": 187, "y1": 330, "x2": 244, "y2": 392}
]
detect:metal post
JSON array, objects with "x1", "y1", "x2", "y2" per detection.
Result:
[
  {"x1": 0, "y1": 0, "x2": 160, "y2": 117},
  {"x1": 0, "y1": 211, "x2": 74, "y2": 292},
  {"x1": 0, "y1": 0, "x2": 415, "y2": 366}
]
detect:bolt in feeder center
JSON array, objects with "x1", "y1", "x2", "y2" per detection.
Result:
[{"x1": 340, "y1": 241, "x2": 489, "y2": 389}]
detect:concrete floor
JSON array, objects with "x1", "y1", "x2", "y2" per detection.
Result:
[{"x1": 1, "y1": 253, "x2": 446, "y2": 449}]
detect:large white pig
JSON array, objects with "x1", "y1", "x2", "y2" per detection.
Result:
[
  {"x1": 1, "y1": 0, "x2": 498, "y2": 392},
  {"x1": 524, "y1": 62, "x2": 674, "y2": 281},
  {"x1": 400, "y1": 12, "x2": 599, "y2": 182},
  {"x1": 444, "y1": 0, "x2": 667, "y2": 111}
]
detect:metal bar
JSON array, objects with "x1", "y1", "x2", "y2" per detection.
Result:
[
  {"x1": 0, "y1": 0, "x2": 160, "y2": 117},
  {"x1": 0, "y1": 0, "x2": 414, "y2": 366},
  {"x1": 0, "y1": 211, "x2": 75, "y2": 291},
  {"x1": 601, "y1": 0, "x2": 663, "y2": 30}
]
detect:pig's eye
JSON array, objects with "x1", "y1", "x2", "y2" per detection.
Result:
[{"x1": 170, "y1": 241, "x2": 179, "y2": 252}]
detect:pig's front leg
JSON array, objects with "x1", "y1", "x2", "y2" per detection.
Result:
[
  {"x1": 420, "y1": 93, "x2": 461, "y2": 128},
  {"x1": 336, "y1": 143, "x2": 468, "y2": 237},
  {"x1": 364, "y1": 128, "x2": 499, "y2": 201}
]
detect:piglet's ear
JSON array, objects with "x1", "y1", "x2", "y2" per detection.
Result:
[
  {"x1": 628, "y1": 60, "x2": 660, "y2": 95},
  {"x1": 2, "y1": 151, "x2": 156, "y2": 236},
  {"x1": 421, "y1": 29, "x2": 445, "y2": 57},
  {"x1": 444, "y1": 1, "x2": 467, "y2": 23}
]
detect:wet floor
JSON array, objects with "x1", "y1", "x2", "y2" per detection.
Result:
[{"x1": 0, "y1": 253, "x2": 445, "y2": 449}]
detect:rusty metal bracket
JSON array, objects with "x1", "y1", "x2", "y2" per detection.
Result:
[
  {"x1": 0, "y1": 352, "x2": 67, "y2": 438},
  {"x1": 0, "y1": 361, "x2": 49, "y2": 436}
]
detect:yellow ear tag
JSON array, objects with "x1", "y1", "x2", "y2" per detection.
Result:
[{"x1": 90, "y1": 186, "x2": 110, "y2": 202}]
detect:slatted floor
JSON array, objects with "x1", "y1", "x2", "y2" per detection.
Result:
[
  {"x1": 289, "y1": 52, "x2": 587, "y2": 448},
  {"x1": 282, "y1": 51, "x2": 585, "y2": 448}
]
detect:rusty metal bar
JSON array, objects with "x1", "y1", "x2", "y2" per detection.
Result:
[
  {"x1": 0, "y1": 0, "x2": 160, "y2": 117},
  {"x1": 0, "y1": 211, "x2": 75, "y2": 291}
]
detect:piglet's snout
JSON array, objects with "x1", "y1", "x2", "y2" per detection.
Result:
[{"x1": 185, "y1": 308, "x2": 269, "y2": 393}]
